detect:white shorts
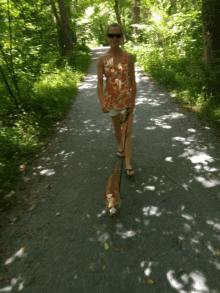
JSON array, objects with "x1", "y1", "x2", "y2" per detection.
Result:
[
  {"x1": 108, "y1": 109, "x2": 127, "y2": 116},
  {"x1": 108, "y1": 108, "x2": 136, "y2": 117}
]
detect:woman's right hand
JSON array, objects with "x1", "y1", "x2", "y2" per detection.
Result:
[
  {"x1": 101, "y1": 101, "x2": 109, "y2": 113},
  {"x1": 102, "y1": 107, "x2": 109, "y2": 113}
]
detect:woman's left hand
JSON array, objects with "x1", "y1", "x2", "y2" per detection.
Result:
[{"x1": 128, "y1": 103, "x2": 135, "y2": 114}]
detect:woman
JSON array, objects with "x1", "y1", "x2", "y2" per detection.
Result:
[{"x1": 97, "y1": 23, "x2": 136, "y2": 176}]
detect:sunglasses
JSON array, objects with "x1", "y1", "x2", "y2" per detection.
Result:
[{"x1": 107, "y1": 33, "x2": 123, "y2": 39}]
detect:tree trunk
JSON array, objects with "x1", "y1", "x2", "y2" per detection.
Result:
[
  {"x1": 50, "y1": 0, "x2": 65, "y2": 55},
  {"x1": 168, "y1": 0, "x2": 176, "y2": 16},
  {"x1": 100, "y1": 23, "x2": 105, "y2": 45},
  {"x1": 57, "y1": 0, "x2": 73, "y2": 55},
  {"x1": 114, "y1": 0, "x2": 126, "y2": 43},
  {"x1": 0, "y1": 65, "x2": 19, "y2": 109},
  {"x1": 132, "y1": 0, "x2": 141, "y2": 43},
  {"x1": 202, "y1": 0, "x2": 220, "y2": 100}
]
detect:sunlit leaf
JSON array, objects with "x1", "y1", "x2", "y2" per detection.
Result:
[
  {"x1": 104, "y1": 242, "x2": 109, "y2": 250},
  {"x1": 74, "y1": 275, "x2": 77, "y2": 279},
  {"x1": 56, "y1": 211, "x2": 60, "y2": 216}
]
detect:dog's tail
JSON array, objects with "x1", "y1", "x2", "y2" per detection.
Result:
[{"x1": 114, "y1": 162, "x2": 119, "y2": 174}]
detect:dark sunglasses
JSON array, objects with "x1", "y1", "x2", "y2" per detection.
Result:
[{"x1": 107, "y1": 33, "x2": 123, "y2": 39}]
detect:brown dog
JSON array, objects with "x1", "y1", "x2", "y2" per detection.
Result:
[{"x1": 104, "y1": 162, "x2": 121, "y2": 216}]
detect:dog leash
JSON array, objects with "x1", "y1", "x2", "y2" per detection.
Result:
[{"x1": 118, "y1": 106, "x2": 130, "y2": 194}]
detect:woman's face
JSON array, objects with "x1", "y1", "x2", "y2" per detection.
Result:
[{"x1": 107, "y1": 27, "x2": 123, "y2": 48}]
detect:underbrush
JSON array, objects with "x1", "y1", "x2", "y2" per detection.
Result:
[
  {"x1": 124, "y1": 42, "x2": 220, "y2": 133},
  {"x1": 0, "y1": 45, "x2": 91, "y2": 209}
]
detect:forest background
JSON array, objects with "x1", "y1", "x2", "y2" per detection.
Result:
[{"x1": 0, "y1": 0, "x2": 219, "y2": 210}]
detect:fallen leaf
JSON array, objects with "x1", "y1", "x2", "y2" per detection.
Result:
[
  {"x1": 92, "y1": 267, "x2": 95, "y2": 273},
  {"x1": 134, "y1": 268, "x2": 137, "y2": 273},
  {"x1": 74, "y1": 275, "x2": 77, "y2": 279},
  {"x1": 136, "y1": 190, "x2": 139, "y2": 193},
  {"x1": 135, "y1": 219, "x2": 140, "y2": 223},
  {"x1": 56, "y1": 211, "x2": 60, "y2": 216},
  {"x1": 102, "y1": 265, "x2": 106, "y2": 270},
  {"x1": 215, "y1": 249, "x2": 220, "y2": 255},
  {"x1": 104, "y1": 243, "x2": 109, "y2": 251},
  {"x1": 45, "y1": 184, "x2": 53, "y2": 189},
  {"x1": 63, "y1": 173, "x2": 67, "y2": 176},
  {"x1": 36, "y1": 188, "x2": 40, "y2": 194},
  {"x1": 75, "y1": 207, "x2": 78, "y2": 212},
  {"x1": 93, "y1": 224, "x2": 97, "y2": 229},
  {"x1": 45, "y1": 259, "x2": 48, "y2": 264},
  {"x1": 146, "y1": 279, "x2": 154, "y2": 284},
  {"x1": 33, "y1": 167, "x2": 37, "y2": 171},
  {"x1": 37, "y1": 242, "x2": 42, "y2": 245}
]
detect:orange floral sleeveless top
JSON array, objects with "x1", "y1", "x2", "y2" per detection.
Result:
[{"x1": 102, "y1": 50, "x2": 132, "y2": 111}]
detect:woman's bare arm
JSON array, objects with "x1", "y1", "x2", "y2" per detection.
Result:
[
  {"x1": 97, "y1": 56, "x2": 104, "y2": 105},
  {"x1": 128, "y1": 54, "x2": 136, "y2": 106}
]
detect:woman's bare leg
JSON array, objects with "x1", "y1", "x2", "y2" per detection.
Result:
[
  {"x1": 111, "y1": 114, "x2": 123, "y2": 152},
  {"x1": 120, "y1": 113, "x2": 134, "y2": 174}
]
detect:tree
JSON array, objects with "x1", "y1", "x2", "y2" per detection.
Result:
[
  {"x1": 132, "y1": 0, "x2": 141, "y2": 43},
  {"x1": 114, "y1": 0, "x2": 126, "y2": 43},
  {"x1": 202, "y1": 0, "x2": 220, "y2": 100},
  {"x1": 50, "y1": 0, "x2": 64, "y2": 55},
  {"x1": 57, "y1": 0, "x2": 74, "y2": 56}
]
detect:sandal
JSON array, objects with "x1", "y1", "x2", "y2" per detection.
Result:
[
  {"x1": 125, "y1": 166, "x2": 135, "y2": 176},
  {"x1": 117, "y1": 150, "x2": 125, "y2": 158}
]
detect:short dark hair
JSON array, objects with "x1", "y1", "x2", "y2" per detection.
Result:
[{"x1": 107, "y1": 23, "x2": 122, "y2": 35}]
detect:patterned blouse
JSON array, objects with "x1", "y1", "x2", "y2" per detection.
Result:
[{"x1": 102, "y1": 50, "x2": 132, "y2": 111}]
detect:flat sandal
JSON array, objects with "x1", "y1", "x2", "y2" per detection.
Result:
[{"x1": 117, "y1": 150, "x2": 125, "y2": 158}]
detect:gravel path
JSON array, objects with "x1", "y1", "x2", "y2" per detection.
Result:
[{"x1": 1, "y1": 46, "x2": 220, "y2": 293}]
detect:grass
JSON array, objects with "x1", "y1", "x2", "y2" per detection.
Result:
[
  {"x1": 123, "y1": 43, "x2": 220, "y2": 136},
  {"x1": 0, "y1": 45, "x2": 91, "y2": 211}
]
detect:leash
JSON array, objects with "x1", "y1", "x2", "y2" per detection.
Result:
[{"x1": 118, "y1": 106, "x2": 130, "y2": 194}]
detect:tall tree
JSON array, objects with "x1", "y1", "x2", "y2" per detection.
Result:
[
  {"x1": 114, "y1": 0, "x2": 126, "y2": 43},
  {"x1": 202, "y1": 0, "x2": 220, "y2": 100},
  {"x1": 50, "y1": 0, "x2": 64, "y2": 55},
  {"x1": 132, "y1": 0, "x2": 141, "y2": 43},
  {"x1": 57, "y1": 0, "x2": 74, "y2": 55}
]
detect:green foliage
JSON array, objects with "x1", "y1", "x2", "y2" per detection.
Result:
[{"x1": 0, "y1": 0, "x2": 91, "y2": 206}]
